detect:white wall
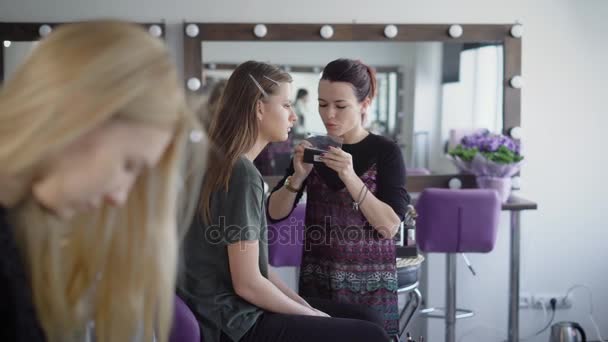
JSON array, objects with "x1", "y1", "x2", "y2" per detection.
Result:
[{"x1": 2, "y1": 0, "x2": 608, "y2": 341}]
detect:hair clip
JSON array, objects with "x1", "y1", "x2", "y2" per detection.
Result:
[
  {"x1": 248, "y1": 74, "x2": 269, "y2": 98},
  {"x1": 263, "y1": 75, "x2": 279, "y2": 85}
]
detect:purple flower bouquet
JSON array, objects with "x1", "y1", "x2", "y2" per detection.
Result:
[{"x1": 448, "y1": 130, "x2": 524, "y2": 201}]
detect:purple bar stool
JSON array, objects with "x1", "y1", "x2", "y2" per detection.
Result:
[
  {"x1": 415, "y1": 189, "x2": 500, "y2": 342},
  {"x1": 169, "y1": 295, "x2": 201, "y2": 342},
  {"x1": 267, "y1": 204, "x2": 306, "y2": 267}
]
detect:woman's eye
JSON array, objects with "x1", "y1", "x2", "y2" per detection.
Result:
[
  {"x1": 124, "y1": 160, "x2": 138, "y2": 173},
  {"x1": 337, "y1": 106, "x2": 347, "y2": 109},
  {"x1": 319, "y1": 104, "x2": 328, "y2": 108}
]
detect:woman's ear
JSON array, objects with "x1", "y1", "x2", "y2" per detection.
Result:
[
  {"x1": 359, "y1": 97, "x2": 372, "y2": 125},
  {"x1": 256, "y1": 99, "x2": 264, "y2": 121},
  {"x1": 361, "y1": 97, "x2": 372, "y2": 115}
]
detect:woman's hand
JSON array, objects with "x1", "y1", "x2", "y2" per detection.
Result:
[
  {"x1": 321, "y1": 147, "x2": 356, "y2": 181},
  {"x1": 312, "y1": 308, "x2": 331, "y2": 318},
  {"x1": 292, "y1": 140, "x2": 313, "y2": 183}
]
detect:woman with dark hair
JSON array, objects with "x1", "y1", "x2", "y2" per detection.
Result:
[
  {"x1": 179, "y1": 60, "x2": 390, "y2": 342},
  {"x1": 296, "y1": 88, "x2": 309, "y2": 101},
  {"x1": 294, "y1": 88, "x2": 309, "y2": 133},
  {"x1": 268, "y1": 58, "x2": 411, "y2": 337}
]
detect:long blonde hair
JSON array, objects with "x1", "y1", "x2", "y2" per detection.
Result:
[{"x1": 0, "y1": 21, "x2": 204, "y2": 341}]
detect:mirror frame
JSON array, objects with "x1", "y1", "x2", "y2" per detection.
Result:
[
  {"x1": 183, "y1": 23, "x2": 522, "y2": 192},
  {"x1": 0, "y1": 22, "x2": 166, "y2": 82}
]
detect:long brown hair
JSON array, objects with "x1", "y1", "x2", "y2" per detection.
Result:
[
  {"x1": 200, "y1": 61, "x2": 291, "y2": 222},
  {"x1": 198, "y1": 79, "x2": 227, "y2": 131}
]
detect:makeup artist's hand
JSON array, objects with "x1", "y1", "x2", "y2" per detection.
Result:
[
  {"x1": 292, "y1": 140, "x2": 313, "y2": 183},
  {"x1": 321, "y1": 147, "x2": 356, "y2": 181}
]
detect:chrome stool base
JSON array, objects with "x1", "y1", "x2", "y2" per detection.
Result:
[{"x1": 420, "y1": 307, "x2": 474, "y2": 319}]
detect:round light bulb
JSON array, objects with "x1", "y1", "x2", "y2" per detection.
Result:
[
  {"x1": 253, "y1": 24, "x2": 267, "y2": 38},
  {"x1": 187, "y1": 77, "x2": 201, "y2": 91},
  {"x1": 509, "y1": 75, "x2": 523, "y2": 89},
  {"x1": 148, "y1": 25, "x2": 162, "y2": 38},
  {"x1": 509, "y1": 126, "x2": 523, "y2": 140},
  {"x1": 384, "y1": 24, "x2": 398, "y2": 39},
  {"x1": 39, "y1": 24, "x2": 52, "y2": 37},
  {"x1": 510, "y1": 24, "x2": 523, "y2": 38},
  {"x1": 448, "y1": 178, "x2": 463, "y2": 189},
  {"x1": 448, "y1": 24, "x2": 463, "y2": 38},
  {"x1": 185, "y1": 24, "x2": 199, "y2": 38},
  {"x1": 320, "y1": 25, "x2": 334, "y2": 39},
  {"x1": 3, "y1": 40, "x2": 11, "y2": 48}
]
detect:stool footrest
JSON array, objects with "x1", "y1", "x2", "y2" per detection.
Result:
[{"x1": 420, "y1": 307, "x2": 474, "y2": 319}]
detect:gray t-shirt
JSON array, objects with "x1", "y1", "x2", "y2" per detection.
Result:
[{"x1": 178, "y1": 157, "x2": 268, "y2": 342}]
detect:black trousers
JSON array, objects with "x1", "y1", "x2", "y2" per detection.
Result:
[{"x1": 221, "y1": 297, "x2": 391, "y2": 342}]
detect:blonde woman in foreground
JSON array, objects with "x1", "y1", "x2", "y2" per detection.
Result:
[{"x1": 0, "y1": 21, "x2": 204, "y2": 342}]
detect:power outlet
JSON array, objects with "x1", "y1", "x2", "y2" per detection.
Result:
[
  {"x1": 519, "y1": 292, "x2": 531, "y2": 309},
  {"x1": 533, "y1": 295, "x2": 572, "y2": 310},
  {"x1": 520, "y1": 293, "x2": 572, "y2": 310}
]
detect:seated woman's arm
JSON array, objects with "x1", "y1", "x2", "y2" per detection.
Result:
[
  {"x1": 267, "y1": 180, "x2": 302, "y2": 221},
  {"x1": 267, "y1": 269, "x2": 312, "y2": 309},
  {"x1": 228, "y1": 240, "x2": 318, "y2": 316},
  {"x1": 267, "y1": 141, "x2": 312, "y2": 221}
]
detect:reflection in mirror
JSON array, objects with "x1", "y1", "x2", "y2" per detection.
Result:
[
  {"x1": 204, "y1": 65, "x2": 400, "y2": 139},
  {"x1": 2, "y1": 41, "x2": 38, "y2": 81},
  {"x1": 201, "y1": 41, "x2": 503, "y2": 175}
]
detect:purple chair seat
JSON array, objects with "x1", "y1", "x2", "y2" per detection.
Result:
[
  {"x1": 416, "y1": 188, "x2": 501, "y2": 253},
  {"x1": 267, "y1": 204, "x2": 306, "y2": 267},
  {"x1": 170, "y1": 295, "x2": 201, "y2": 342}
]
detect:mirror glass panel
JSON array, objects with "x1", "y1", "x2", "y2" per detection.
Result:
[
  {"x1": 2, "y1": 41, "x2": 38, "y2": 81},
  {"x1": 200, "y1": 41, "x2": 504, "y2": 175}
]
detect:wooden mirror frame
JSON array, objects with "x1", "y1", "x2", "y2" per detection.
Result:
[{"x1": 0, "y1": 22, "x2": 166, "y2": 82}]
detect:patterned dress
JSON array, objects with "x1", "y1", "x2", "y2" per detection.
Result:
[{"x1": 298, "y1": 164, "x2": 399, "y2": 335}]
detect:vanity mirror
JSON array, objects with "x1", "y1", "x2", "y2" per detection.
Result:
[{"x1": 183, "y1": 23, "x2": 522, "y2": 191}]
